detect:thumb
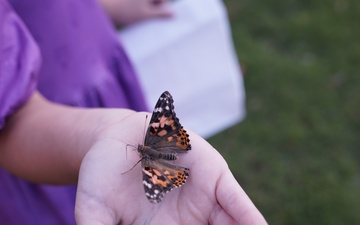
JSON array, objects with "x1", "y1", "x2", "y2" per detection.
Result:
[{"x1": 216, "y1": 170, "x2": 268, "y2": 225}]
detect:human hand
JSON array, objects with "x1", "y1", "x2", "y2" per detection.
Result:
[
  {"x1": 0, "y1": 92, "x2": 265, "y2": 224},
  {"x1": 99, "y1": 0, "x2": 173, "y2": 24},
  {"x1": 75, "y1": 112, "x2": 267, "y2": 225}
]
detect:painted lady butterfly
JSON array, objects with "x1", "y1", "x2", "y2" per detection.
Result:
[{"x1": 137, "y1": 91, "x2": 191, "y2": 203}]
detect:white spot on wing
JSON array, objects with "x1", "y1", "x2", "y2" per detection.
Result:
[
  {"x1": 143, "y1": 180, "x2": 152, "y2": 189},
  {"x1": 154, "y1": 107, "x2": 163, "y2": 113}
]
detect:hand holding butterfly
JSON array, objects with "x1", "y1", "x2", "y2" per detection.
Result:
[
  {"x1": 0, "y1": 92, "x2": 267, "y2": 224},
  {"x1": 76, "y1": 123, "x2": 268, "y2": 225},
  {"x1": 75, "y1": 91, "x2": 267, "y2": 225}
]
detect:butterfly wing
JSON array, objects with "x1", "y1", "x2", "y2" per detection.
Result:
[
  {"x1": 142, "y1": 158, "x2": 189, "y2": 203},
  {"x1": 145, "y1": 91, "x2": 191, "y2": 153},
  {"x1": 139, "y1": 91, "x2": 191, "y2": 203}
]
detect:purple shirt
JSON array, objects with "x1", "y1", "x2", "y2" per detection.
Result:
[{"x1": 0, "y1": 0, "x2": 147, "y2": 224}]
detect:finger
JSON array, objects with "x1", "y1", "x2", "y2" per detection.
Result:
[
  {"x1": 151, "y1": 0, "x2": 166, "y2": 5},
  {"x1": 216, "y1": 170, "x2": 268, "y2": 225},
  {"x1": 147, "y1": 1, "x2": 173, "y2": 18}
]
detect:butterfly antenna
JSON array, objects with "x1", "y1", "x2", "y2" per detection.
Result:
[
  {"x1": 121, "y1": 157, "x2": 143, "y2": 175},
  {"x1": 142, "y1": 114, "x2": 149, "y2": 144}
]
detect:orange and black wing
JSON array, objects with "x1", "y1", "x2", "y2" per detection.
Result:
[
  {"x1": 142, "y1": 158, "x2": 189, "y2": 203},
  {"x1": 145, "y1": 91, "x2": 191, "y2": 153}
]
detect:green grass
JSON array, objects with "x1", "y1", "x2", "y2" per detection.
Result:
[{"x1": 208, "y1": 0, "x2": 360, "y2": 224}]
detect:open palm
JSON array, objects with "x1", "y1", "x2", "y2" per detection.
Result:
[{"x1": 75, "y1": 113, "x2": 267, "y2": 225}]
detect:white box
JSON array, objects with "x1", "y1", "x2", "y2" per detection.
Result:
[{"x1": 119, "y1": 0, "x2": 246, "y2": 138}]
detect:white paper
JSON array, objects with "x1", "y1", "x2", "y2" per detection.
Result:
[{"x1": 118, "y1": 0, "x2": 246, "y2": 138}]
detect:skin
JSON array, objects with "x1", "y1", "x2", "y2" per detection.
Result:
[
  {"x1": 0, "y1": 92, "x2": 267, "y2": 224},
  {"x1": 98, "y1": 0, "x2": 173, "y2": 24}
]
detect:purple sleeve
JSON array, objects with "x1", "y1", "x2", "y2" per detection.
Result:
[{"x1": 0, "y1": 0, "x2": 40, "y2": 129}]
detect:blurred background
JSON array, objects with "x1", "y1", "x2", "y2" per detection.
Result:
[{"x1": 208, "y1": 0, "x2": 360, "y2": 224}]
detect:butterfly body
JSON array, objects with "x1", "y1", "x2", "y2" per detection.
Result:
[
  {"x1": 137, "y1": 145, "x2": 178, "y2": 161},
  {"x1": 137, "y1": 91, "x2": 191, "y2": 203}
]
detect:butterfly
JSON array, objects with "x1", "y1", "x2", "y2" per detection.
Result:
[{"x1": 137, "y1": 91, "x2": 191, "y2": 203}]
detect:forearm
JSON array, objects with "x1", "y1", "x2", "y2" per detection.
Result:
[{"x1": 0, "y1": 92, "x2": 136, "y2": 184}]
